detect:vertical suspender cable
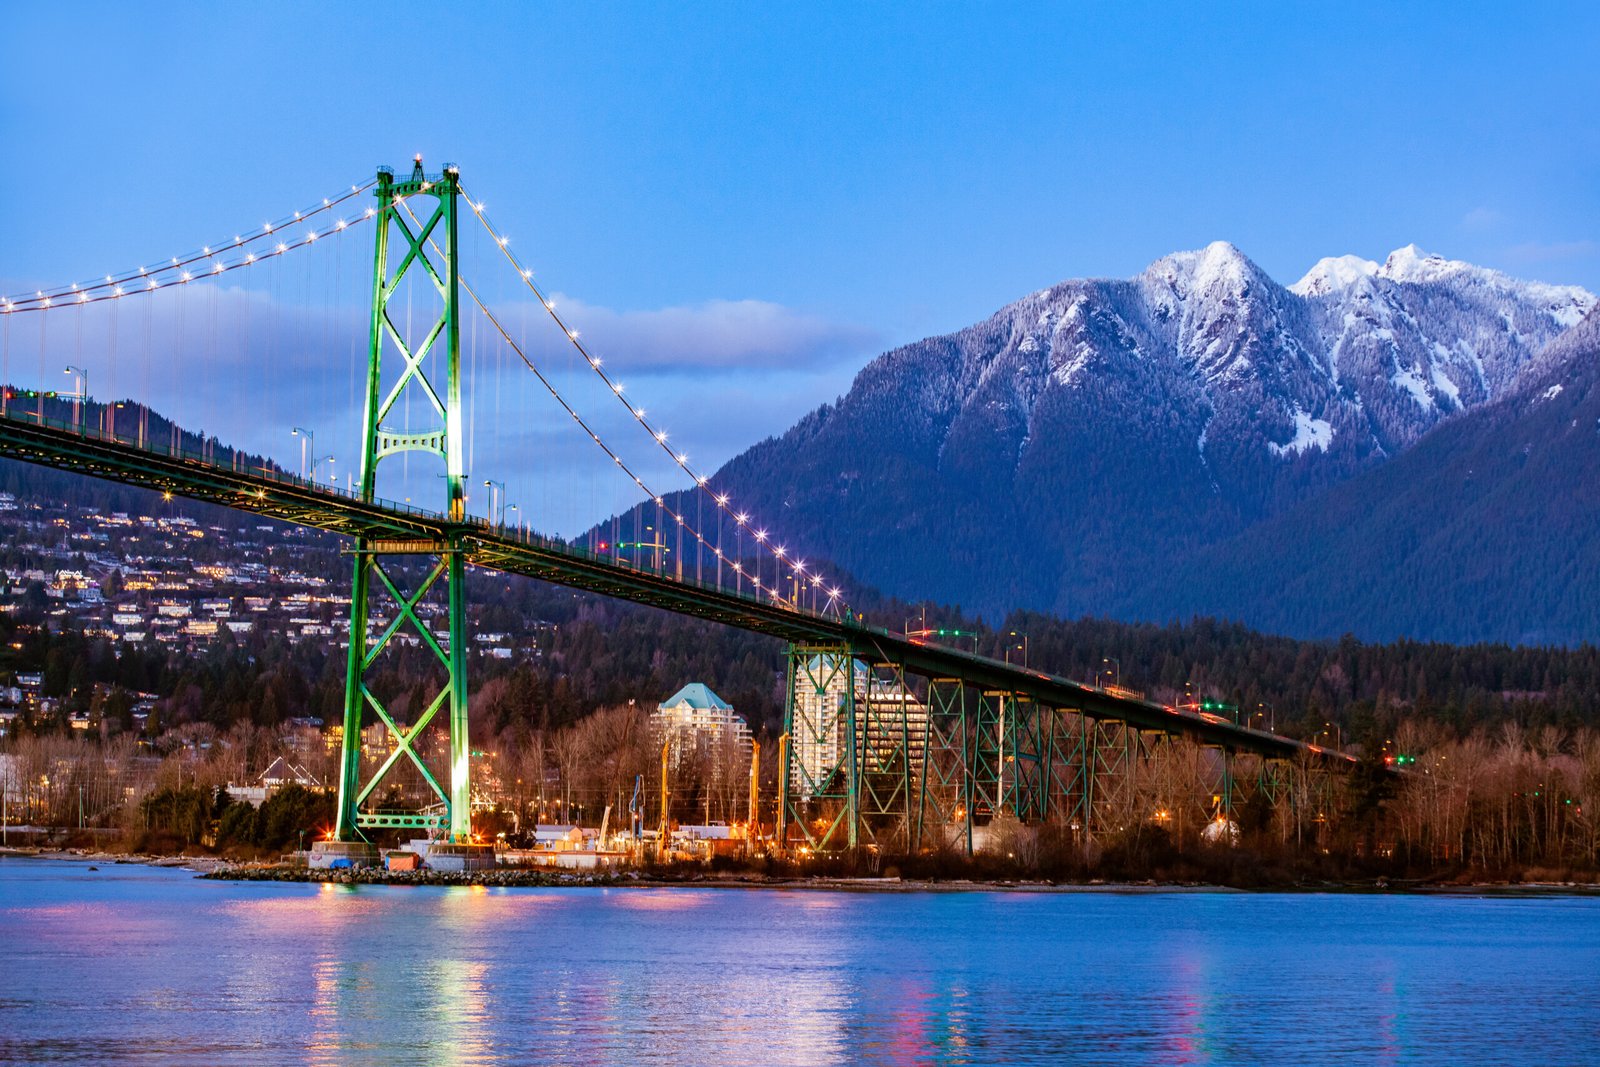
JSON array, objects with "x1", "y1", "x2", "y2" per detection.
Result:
[
  {"x1": 108, "y1": 298, "x2": 118, "y2": 440},
  {"x1": 73, "y1": 300, "x2": 82, "y2": 432},
  {"x1": 37, "y1": 311, "x2": 46, "y2": 424},
  {"x1": 403, "y1": 243, "x2": 412, "y2": 486}
]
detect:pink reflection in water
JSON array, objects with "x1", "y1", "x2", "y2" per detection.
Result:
[
  {"x1": 1158, "y1": 952, "x2": 1206, "y2": 1065},
  {"x1": 883, "y1": 975, "x2": 936, "y2": 1065},
  {"x1": 610, "y1": 888, "x2": 713, "y2": 912}
]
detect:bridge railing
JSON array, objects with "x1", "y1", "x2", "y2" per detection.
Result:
[
  {"x1": 0, "y1": 405, "x2": 854, "y2": 627},
  {"x1": 0, "y1": 405, "x2": 1350, "y2": 762}
]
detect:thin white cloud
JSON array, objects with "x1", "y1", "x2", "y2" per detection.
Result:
[
  {"x1": 3, "y1": 278, "x2": 878, "y2": 535},
  {"x1": 1502, "y1": 239, "x2": 1598, "y2": 265},
  {"x1": 502, "y1": 295, "x2": 881, "y2": 374}
]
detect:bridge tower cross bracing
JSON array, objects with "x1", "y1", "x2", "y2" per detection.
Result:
[
  {"x1": 333, "y1": 158, "x2": 475, "y2": 846},
  {"x1": 780, "y1": 645, "x2": 861, "y2": 851}
]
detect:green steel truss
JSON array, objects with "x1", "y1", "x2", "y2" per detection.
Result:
[
  {"x1": 335, "y1": 159, "x2": 472, "y2": 843},
  {"x1": 915, "y1": 679, "x2": 968, "y2": 851},
  {"x1": 779, "y1": 645, "x2": 859, "y2": 850},
  {"x1": 857, "y1": 658, "x2": 919, "y2": 846}
]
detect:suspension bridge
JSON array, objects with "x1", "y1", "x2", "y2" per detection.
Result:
[{"x1": 0, "y1": 158, "x2": 1356, "y2": 861}]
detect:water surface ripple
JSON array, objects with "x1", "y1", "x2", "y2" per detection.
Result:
[{"x1": 2, "y1": 860, "x2": 1597, "y2": 1065}]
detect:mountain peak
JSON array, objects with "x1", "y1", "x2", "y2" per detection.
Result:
[
  {"x1": 1379, "y1": 243, "x2": 1461, "y2": 283},
  {"x1": 1290, "y1": 254, "x2": 1380, "y2": 297},
  {"x1": 1143, "y1": 241, "x2": 1267, "y2": 299},
  {"x1": 708, "y1": 238, "x2": 1600, "y2": 640},
  {"x1": 1291, "y1": 245, "x2": 1468, "y2": 292}
]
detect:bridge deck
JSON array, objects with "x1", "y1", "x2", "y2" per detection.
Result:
[{"x1": 0, "y1": 411, "x2": 1354, "y2": 766}]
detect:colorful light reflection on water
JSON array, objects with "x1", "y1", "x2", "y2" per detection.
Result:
[{"x1": 2, "y1": 860, "x2": 1598, "y2": 1065}]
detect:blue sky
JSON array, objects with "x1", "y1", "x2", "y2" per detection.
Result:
[{"x1": 5, "y1": 3, "x2": 1599, "y2": 532}]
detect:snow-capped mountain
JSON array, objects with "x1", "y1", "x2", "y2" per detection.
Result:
[
  {"x1": 679, "y1": 244, "x2": 1595, "y2": 638},
  {"x1": 936, "y1": 241, "x2": 1589, "y2": 516},
  {"x1": 1291, "y1": 244, "x2": 1590, "y2": 449},
  {"x1": 1130, "y1": 301, "x2": 1600, "y2": 644}
]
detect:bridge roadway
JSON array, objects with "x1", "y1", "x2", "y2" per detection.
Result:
[{"x1": 0, "y1": 411, "x2": 1355, "y2": 767}]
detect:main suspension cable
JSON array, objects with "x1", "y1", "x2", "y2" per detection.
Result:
[
  {"x1": 392, "y1": 198, "x2": 842, "y2": 613},
  {"x1": 457, "y1": 184, "x2": 849, "y2": 612},
  {"x1": 3, "y1": 180, "x2": 378, "y2": 314}
]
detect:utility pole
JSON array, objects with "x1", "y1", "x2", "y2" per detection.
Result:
[
  {"x1": 483, "y1": 478, "x2": 505, "y2": 528},
  {"x1": 1257, "y1": 702, "x2": 1276, "y2": 733}
]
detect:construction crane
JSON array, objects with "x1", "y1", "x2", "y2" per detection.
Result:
[
  {"x1": 748, "y1": 739, "x2": 761, "y2": 856},
  {"x1": 657, "y1": 740, "x2": 671, "y2": 863},
  {"x1": 626, "y1": 774, "x2": 644, "y2": 864}
]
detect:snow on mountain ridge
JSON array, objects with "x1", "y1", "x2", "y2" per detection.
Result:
[
  {"x1": 1291, "y1": 245, "x2": 1593, "y2": 328},
  {"x1": 1267, "y1": 406, "x2": 1334, "y2": 456},
  {"x1": 855, "y1": 241, "x2": 1592, "y2": 492},
  {"x1": 1290, "y1": 255, "x2": 1380, "y2": 297},
  {"x1": 1155, "y1": 240, "x2": 1261, "y2": 294},
  {"x1": 1378, "y1": 243, "x2": 1460, "y2": 283},
  {"x1": 710, "y1": 246, "x2": 1600, "y2": 630}
]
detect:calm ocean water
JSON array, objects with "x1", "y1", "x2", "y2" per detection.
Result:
[{"x1": 1, "y1": 860, "x2": 1598, "y2": 1065}]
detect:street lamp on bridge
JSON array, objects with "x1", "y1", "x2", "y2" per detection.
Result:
[
  {"x1": 1102, "y1": 656, "x2": 1120, "y2": 689},
  {"x1": 63, "y1": 365, "x2": 88, "y2": 434},
  {"x1": 291, "y1": 426, "x2": 316, "y2": 479},
  {"x1": 1319, "y1": 721, "x2": 1343, "y2": 750},
  {"x1": 1254, "y1": 702, "x2": 1276, "y2": 733},
  {"x1": 483, "y1": 478, "x2": 506, "y2": 528}
]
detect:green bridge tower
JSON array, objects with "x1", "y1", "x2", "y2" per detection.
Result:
[{"x1": 315, "y1": 158, "x2": 489, "y2": 869}]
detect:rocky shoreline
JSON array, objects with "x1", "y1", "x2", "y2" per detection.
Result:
[
  {"x1": 200, "y1": 863, "x2": 1600, "y2": 895},
  {"x1": 8, "y1": 849, "x2": 1600, "y2": 894},
  {"x1": 205, "y1": 862, "x2": 1094, "y2": 891}
]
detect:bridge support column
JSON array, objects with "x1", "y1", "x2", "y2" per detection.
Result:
[
  {"x1": 917, "y1": 679, "x2": 970, "y2": 855},
  {"x1": 859, "y1": 657, "x2": 919, "y2": 853},
  {"x1": 1002, "y1": 695, "x2": 1049, "y2": 823},
  {"x1": 782, "y1": 643, "x2": 859, "y2": 852},
  {"x1": 333, "y1": 541, "x2": 372, "y2": 842},
  {"x1": 446, "y1": 538, "x2": 472, "y2": 842},
  {"x1": 332, "y1": 158, "x2": 484, "y2": 853}
]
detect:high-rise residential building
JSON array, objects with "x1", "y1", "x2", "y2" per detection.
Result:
[
  {"x1": 789, "y1": 657, "x2": 927, "y2": 801},
  {"x1": 653, "y1": 683, "x2": 754, "y2": 775}
]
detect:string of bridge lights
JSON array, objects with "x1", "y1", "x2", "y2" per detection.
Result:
[
  {"x1": 396, "y1": 193, "x2": 846, "y2": 614},
  {"x1": 457, "y1": 186, "x2": 847, "y2": 612},
  {"x1": 0, "y1": 180, "x2": 379, "y2": 315},
  {"x1": 2, "y1": 170, "x2": 844, "y2": 612},
  {"x1": 460, "y1": 187, "x2": 849, "y2": 615}
]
